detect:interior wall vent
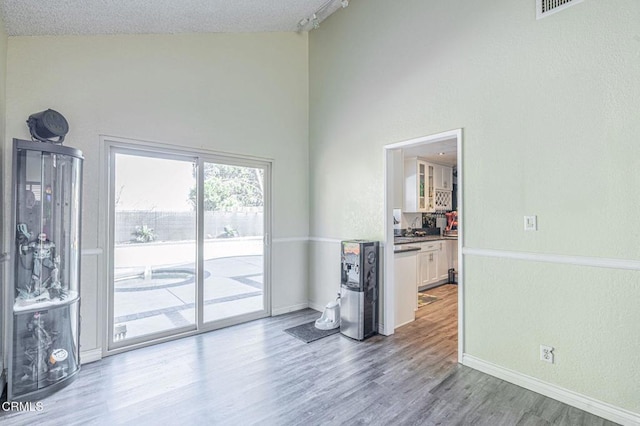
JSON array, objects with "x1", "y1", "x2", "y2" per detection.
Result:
[{"x1": 536, "y1": 0, "x2": 583, "y2": 19}]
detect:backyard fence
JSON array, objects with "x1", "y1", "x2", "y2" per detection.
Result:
[{"x1": 115, "y1": 209, "x2": 263, "y2": 244}]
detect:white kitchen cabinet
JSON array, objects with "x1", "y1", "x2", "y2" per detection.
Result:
[
  {"x1": 418, "y1": 252, "x2": 431, "y2": 288},
  {"x1": 444, "y1": 166, "x2": 453, "y2": 190},
  {"x1": 394, "y1": 251, "x2": 417, "y2": 328},
  {"x1": 433, "y1": 164, "x2": 453, "y2": 211},
  {"x1": 417, "y1": 239, "x2": 457, "y2": 291},
  {"x1": 435, "y1": 189, "x2": 453, "y2": 211},
  {"x1": 418, "y1": 242, "x2": 439, "y2": 289},
  {"x1": 437, "y1": 241, "x2": 449, "y2": 282},
  {"x1": 404, "y1": 158, "x2": 434, "y2": 212},
  {"x1": 433, "y1": 164, "x2": 453, "y2": 190}
]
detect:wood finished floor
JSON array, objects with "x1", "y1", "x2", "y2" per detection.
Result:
[{"x1": 1, "y1": 284, "x2": 618, "y2": 426}]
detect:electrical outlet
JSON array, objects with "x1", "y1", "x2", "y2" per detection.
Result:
[
  {"x1": 540, "y1": 345, "x2": 554, "y2": 363},
  {"x1": 524, "y1": 215, "x2": 537, "y2": 231}
]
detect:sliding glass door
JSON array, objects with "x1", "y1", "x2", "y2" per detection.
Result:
[
  {"x1": 201, "y1": 162, "x2": 266, "y2": 324},
  {"x1": 110, "y1": 152, "x2": 197, "y2": 346},
  {"x1": 107, "y1": 143, "x2": 270, "y2": 352}
]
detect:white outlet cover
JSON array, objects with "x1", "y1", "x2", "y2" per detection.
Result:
[
  {"x1": 540, "y1": 345, "x2": 554, "y2": 363},
  {"x1": 524, "y1": 215, "x2": 537, "y2": 231}
]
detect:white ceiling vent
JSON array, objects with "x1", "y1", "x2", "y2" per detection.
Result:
[{"x1": 536, "y1": 0, "x2": 583, "y2": 19}]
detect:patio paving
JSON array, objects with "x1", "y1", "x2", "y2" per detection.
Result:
[{"x1": 113, "y1": 253, "x2": 264, "y2": 341}]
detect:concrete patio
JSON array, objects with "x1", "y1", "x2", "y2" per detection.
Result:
[{"x1": 113, "y1": 237, "x2": 264, "y2": 340}]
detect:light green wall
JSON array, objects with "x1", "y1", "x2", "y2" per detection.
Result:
[
  {"x1": 465, "y1": 256, "x2": 640, "y2": 412},
  {"x1": 309, "y1": 0, "x2": 640, "y2": 414},
  {"x1": 4, "y1": 32, "x2": 310, "y2": 353}
]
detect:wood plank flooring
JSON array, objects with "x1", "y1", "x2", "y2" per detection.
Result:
[{"x1": 0, "y1": 284, "x2": 618, "y2": 425}]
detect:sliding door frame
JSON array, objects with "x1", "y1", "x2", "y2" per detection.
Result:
[{"x1": 100, "y1": 136, "x2": 272, "y2": 357}]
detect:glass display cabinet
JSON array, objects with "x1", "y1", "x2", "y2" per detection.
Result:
[{"x1": 8, "y1": 138, "x2": 83, "y2": 401}]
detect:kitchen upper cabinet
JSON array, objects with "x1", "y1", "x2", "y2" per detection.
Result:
[
  {"x1": 404, "y1": 158, "x2": 434, "y2": 212},
  {"x1": 433, "y1": 164, "x2": 453, "y2": 211},
  {"x1": 433, "y1": 164, "x2": 453, "y2": 190},
  {"x1": 404, "y1": 159, "x2": 451, "y2": 213},
  {"x1": 434, "y1": 189, "x2": 453, "y2": 211}
]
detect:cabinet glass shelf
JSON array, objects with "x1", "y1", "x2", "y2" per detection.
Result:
[{"x1": 13, "y1": 292, "x2": 80, "y2": 313}]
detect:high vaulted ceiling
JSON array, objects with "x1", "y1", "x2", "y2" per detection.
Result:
[{"x1": 0, "y1": 0, "x2": 346, "y2": 36}]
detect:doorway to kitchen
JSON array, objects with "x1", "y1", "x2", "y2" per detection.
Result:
[
  {"x1": 102, "y1": 137, "x2": 271, "y2": 355},
  {"x1": 383, "y1": 129, "x2": 463, "y2": 363}
]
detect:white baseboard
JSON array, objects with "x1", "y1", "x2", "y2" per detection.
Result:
[
  {"x1": 81, "y1": 348, "x2": 103, "y2": 365},
  {"x1": 272, "y1": 302, "x2": 309, "y2": 316},
  {"x1": 393, "y1": 319, "x2": 413, "y2": 330},
  {"x1": 308, "y1": 301, "x2": 325, "y2": 312},
  {"x1": 462, "y1": 354, "x2": 640, "y2": 426}
]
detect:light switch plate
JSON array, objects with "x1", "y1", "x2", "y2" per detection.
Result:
[{"x1": 524, "y1": 215, "x2": 537, "y2": 231}]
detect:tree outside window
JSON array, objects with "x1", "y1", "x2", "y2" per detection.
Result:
[{"x1": 189, "y1": 163, "x2": 264, "y2": 211}]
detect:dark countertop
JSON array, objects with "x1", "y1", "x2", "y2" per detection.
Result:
[
  {"x1": 394, "y1": 235, "x2": 458, "y2": 245},
  {"x1": 393, "y1": 245, "x2": 421, "y2": 254}
]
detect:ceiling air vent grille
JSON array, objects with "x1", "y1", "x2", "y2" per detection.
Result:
[{"x1": 537, "y1": 0, "x2": 583, "y2": 19}]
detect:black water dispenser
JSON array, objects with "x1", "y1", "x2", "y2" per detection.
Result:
[{"x1": 340, "y1": 240, "x2": 379, "y2": 340}]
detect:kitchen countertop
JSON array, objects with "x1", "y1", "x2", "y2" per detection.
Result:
[
  {"x1": 394, "y1": 235, "x2": 458, "y2": 245},
  {"x1": 393, "y1": 245, "x2": 421, "y2": 254},
  {"x1": 393, "y1": 235, "x2": 458, "y2": 254}
]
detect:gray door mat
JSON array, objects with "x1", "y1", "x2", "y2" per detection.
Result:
[
  {"x1": 418, "y1": 292, "x2": 439, "y2": 307},
  {"x1": 284, "y1": 320, "x2": 340, "y2": 343}
]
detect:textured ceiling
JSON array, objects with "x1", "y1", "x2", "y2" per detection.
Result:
[
  {"x1": 403, "y1": 139, "x2": 458, "y2": 167},
  {"x1": 0, "y1": 0, "x2": 345, "y2": 36}
]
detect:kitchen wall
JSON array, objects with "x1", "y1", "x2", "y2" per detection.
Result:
[
  {"x1": 309, "y1": 0, "x2": 640, "y2": 418},
  {"x1": 400, "y1": 213, "x2": 422, "y2": 232},
  {"x1": 3, "y1": 32, "x2": 310, "y2": 359}
]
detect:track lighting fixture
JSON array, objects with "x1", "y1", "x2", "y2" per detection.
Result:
[{"x1": 297, "y1": 0, "x2": 349, "y2": 31}]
